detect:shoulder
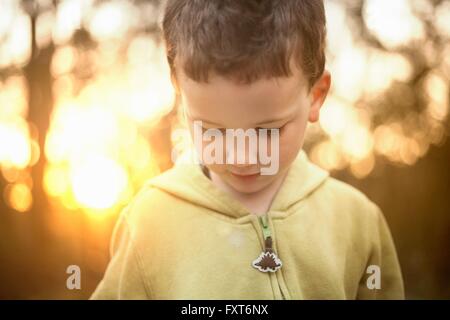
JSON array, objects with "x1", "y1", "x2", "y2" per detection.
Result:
[
  {"x1": 321, "y1": 176, "x2": 380, "y2": 212},
  {"x1": 116, "y1": 181, "x2": 181, "y2": 240},
  {"x1": 302, "y1": 176, "x2": 392, "y2": 258},
  {"x1": 311, "y1": 176, "x2": 383, "y2": 230}
]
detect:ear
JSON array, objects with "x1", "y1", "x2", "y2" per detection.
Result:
[
  {"x1": 170, "y1": 71, "x2": 180, "y2": 95},
  {"x1": 182, "y1": 103, "x2": 189, "y2": 125},
  {"x1": 308, "y1": 70, "x2": 331, "y2": 123}
]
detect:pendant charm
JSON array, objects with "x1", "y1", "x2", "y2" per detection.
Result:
[
  {"x1": 252, "y1": 236, "x2": 282, "y2": 273},
  {"x1": 252, "y1": 250, "x2": 283, "y2": 272}
]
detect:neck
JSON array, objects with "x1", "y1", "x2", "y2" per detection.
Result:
[{"x1": 209, "y1": 169, "x2": 289, "y2": 216}]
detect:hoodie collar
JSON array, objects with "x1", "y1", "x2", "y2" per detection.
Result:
[{"x1": 147, "y1": 149, "x2": 329, "y2": 219}]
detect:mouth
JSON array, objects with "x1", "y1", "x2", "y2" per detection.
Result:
[{"x1": 229, "y1": 171, "x2": 260, "y2": 180}]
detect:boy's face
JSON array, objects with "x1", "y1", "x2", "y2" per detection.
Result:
[{"x1": 175, "y1": 63, "x2": 331, "y2": 194}]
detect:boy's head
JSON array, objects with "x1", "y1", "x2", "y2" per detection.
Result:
[{"x1": 163, "y1": 0, "x2": 331, "y2": 194}]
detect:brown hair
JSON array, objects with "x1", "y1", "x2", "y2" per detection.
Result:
[{"x1": 162, "y1": 0, "x2": 326, "y2": 89}]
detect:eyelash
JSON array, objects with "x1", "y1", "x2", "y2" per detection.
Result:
[
  {"x1": 201, "y1": 125, "x2": 285, "y2": 133},
  {"x1": 256, "y1": 126, "x2": 282, "y2": 131},
  {"x1": 203, "y1": 127, "x2": 282, "y2": 131}
]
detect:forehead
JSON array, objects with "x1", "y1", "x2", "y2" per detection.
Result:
[{"x1": 177, "y1": 66, "x2": 307, "y2": 127}]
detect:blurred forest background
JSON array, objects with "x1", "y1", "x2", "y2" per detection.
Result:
[{"x1": 0, "y1": 0, "x2": 449, "y2": 299}]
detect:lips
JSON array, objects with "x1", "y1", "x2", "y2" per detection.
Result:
[{"x1": 230, "y1": 171, "x2": 260, "y2": 179}]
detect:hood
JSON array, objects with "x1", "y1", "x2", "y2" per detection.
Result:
[{"x1": 146, "y1": 149, "x2": 329, "y2": 219}]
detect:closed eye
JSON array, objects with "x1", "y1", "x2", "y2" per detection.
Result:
[
  {"x1": 202, "y1": 127, "x2": 226, "y2": 134},
  {"x1": 256, "y1": 125, "x2": 284, "y2": 131}
]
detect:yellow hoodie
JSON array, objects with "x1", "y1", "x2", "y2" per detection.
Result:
[{"x1": 90, "y1": 150, "x2": 404, "y2": 300}]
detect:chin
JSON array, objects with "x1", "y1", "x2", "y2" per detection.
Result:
[
  {"x1": 230, "y1": 184, "x2": 263, "y2": 194},
  {"x1": 226, "y1": 176, "x2": 274, "y2": 194}
]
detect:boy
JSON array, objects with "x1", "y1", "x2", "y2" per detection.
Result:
[{"x1": 91, "y1": 0, "x2": 404, "y2": 299}]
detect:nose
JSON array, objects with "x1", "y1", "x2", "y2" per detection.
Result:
[
  {"x1": 225, "y1": 141, "x2": 259, "y2": 166},
  {"x1": 232, "y1": 162, "x2": 255, "y2": 169}
]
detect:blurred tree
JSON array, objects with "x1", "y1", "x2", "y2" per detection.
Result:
[
  {"x1": 21, "y1": 0, "x2": 55, "y2": 240},
  {"x1": 329, "y1": 0, "x2": 450, "y2": 298}
]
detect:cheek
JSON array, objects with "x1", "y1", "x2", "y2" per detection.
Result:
[
  {"x1": 191, "y1": 136, "x2": 227, "y2": 174},
  {"x1": 206, "y1": 163, "x2": 228, "y2": 175},
  {"x1": 278, "y1": 119, "x2": 308, "y2": 167}
]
